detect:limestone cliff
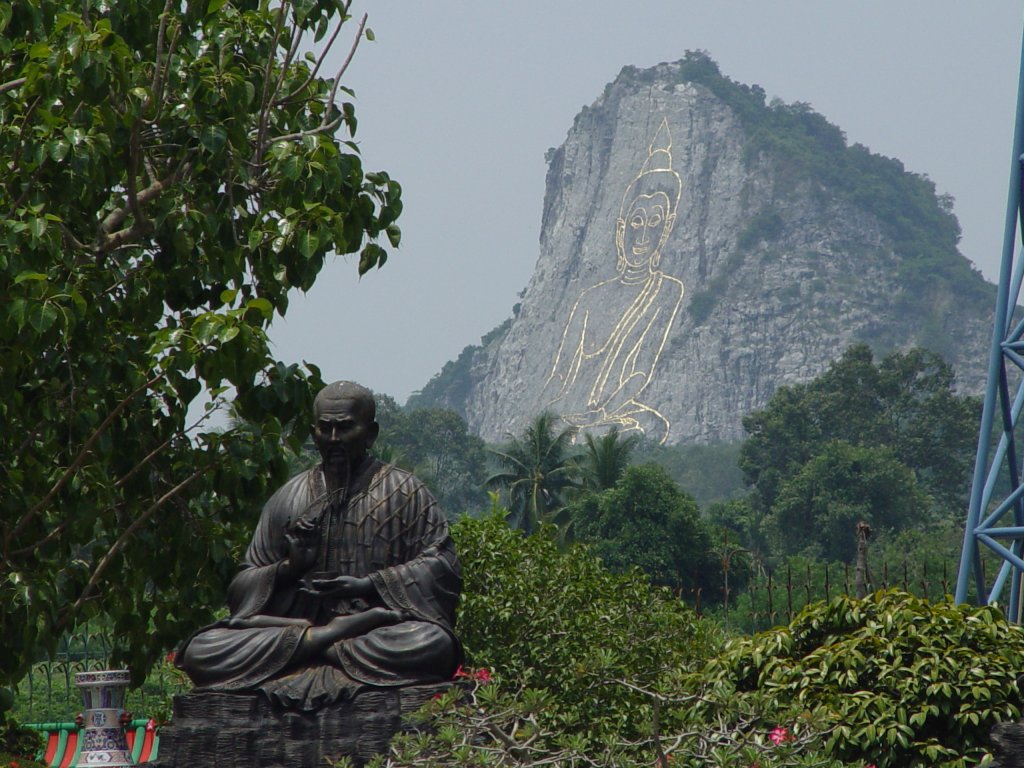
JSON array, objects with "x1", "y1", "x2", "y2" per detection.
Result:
[{"x1": 412, "y1": 53, "x2": 994, "y2": 445}]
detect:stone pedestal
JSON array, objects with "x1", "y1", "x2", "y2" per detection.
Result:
[{"x1": 149, "y1": 684, "x2": 449, "y2": 768}]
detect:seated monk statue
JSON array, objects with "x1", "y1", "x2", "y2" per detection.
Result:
[{"x1": 176, "y1": 381, "x2": 462, "y2": 711}]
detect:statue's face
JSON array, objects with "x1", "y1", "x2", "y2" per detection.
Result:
[
  {"x1": 311, "y1": 396, "x2": 378, "y2": 466},
  {"x1": 618, "y1": 192, "x2": 674, "y2": 268}
]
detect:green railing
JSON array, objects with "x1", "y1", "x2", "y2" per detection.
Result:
[{"x1": 14, "y1": 623, "x2": 186, "y2": 725}]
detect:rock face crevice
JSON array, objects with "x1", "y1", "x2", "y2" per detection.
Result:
[{"x1": 416, "y1": 55, "x2": 992, "y2": 445}]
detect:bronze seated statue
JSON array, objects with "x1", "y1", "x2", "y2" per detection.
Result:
[{"x1": 176, "y1": 381, "x2": 462, "y2": 711}]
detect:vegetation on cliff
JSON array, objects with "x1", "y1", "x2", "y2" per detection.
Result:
[{"x1": 631, "y1": 51, "x2": 986, "y2": 305}]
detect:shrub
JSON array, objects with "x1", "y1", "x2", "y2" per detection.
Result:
[
  {"x1": 690, "y1": 590, "x2": 1024, "y2": 767},
  {"x1": 378, "y1": 676, "x2": 848, "y2": 768},
  {"x1": 0, "y1": 716, "x2": 44, "y2": 767},
  {"x1": 451, "y1": 509, "x2": 718, "y2": 740}
]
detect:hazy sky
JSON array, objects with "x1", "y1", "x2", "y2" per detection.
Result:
[{"x1": 268, "y1": 2, "x2": 1024, "y2": 404}]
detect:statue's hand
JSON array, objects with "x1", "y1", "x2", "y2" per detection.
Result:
[
  {"x1": 280, "y1": 517, "x2": 320, "y2": 582},
  {"x1": 304, "y1": 575, "x2": 373, "y2": 598}
]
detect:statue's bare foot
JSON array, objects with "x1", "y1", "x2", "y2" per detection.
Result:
[
  {"x1": 326, "y1": 607, "x2": 403, "y2": 640},
  {"x1": 296, "y1": 607, "x2": 402, "y2": 661}
]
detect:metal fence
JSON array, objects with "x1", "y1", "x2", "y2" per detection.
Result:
[
  {"x1": 720, "y1": 557, "x2": 955, "y2": 634},
  {"x1": 16, "y1": 623, "x2": 185, "y2": 724}
]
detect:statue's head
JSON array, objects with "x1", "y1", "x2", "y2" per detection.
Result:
[
  {"x1": 311, "y1": 381, "x2": 379, "y2": 467},
  {"x1": 615, "y1": 118, "x2": 682, "y2": 273}
]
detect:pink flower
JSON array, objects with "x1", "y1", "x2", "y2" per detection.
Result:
[
  {"x1": 453, "y1": 665, "x2": 491, "y2": 683},
  {"x1": 769, "y1": 726, "x2": 790, "y2": 746},
  {"x1": 165, "y1": 651, "x2": 176, "y2": 664},
  {"x1": 145, "y1": 718, "x2": 157, "y2": 733}
]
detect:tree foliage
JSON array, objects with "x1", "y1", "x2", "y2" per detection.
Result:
[
  {"x1": 634, "y1": 440, "x2": 746, "y2": 506},
  {"x1": 376, "y1": 404, "x2": 489, "y2": 517},
  {"x1": 738, "y1": 344, "x2": 978, "y2": 560},
  {"x1": 771, "y1": 441, "x2": 927, "y2": 562},
  {"x1": 724, "y1": 521, "x2": 972, "y2": 634},
  {"x1": 451, "y1": 510, "x2": 716, "y2": 741},
  {"x1": 377, "y1": 677, "x2": 844, "y2": 768},
  {"x1": 577, "y1": 428, "x2": 639, "y2": 493},
  {"x1": 375, "y1": 517, "x2": 1019, "y2": 768},
  {"x1": 693, "y1": 590, "x2": 1024, "y2": 768},
  {"x1": 370, "y1": 549, "x2": 1019, "y2": 767},
  {"x1": 485, "y1": 412, "x2": 580, "y2": 534},
  {"x1": 0, "y1": 0, "x2": 400, "y2": 686},
  {"x1": 571, "y1": 464, "x2": 713, "y2": 596}
]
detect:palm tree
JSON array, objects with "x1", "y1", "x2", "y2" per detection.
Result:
[
  {"x1": 579, "y1": 428, "x2": 639, "y2": 492},
  {"x1": 486, "y1": 412, "x2": 580, "y2": 534}
]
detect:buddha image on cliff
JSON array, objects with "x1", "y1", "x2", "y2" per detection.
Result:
[{"x1": 543, "y1": 117, "x2": 684, "y2": 445}]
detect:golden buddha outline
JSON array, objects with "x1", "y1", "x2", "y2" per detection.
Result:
[{"x1": 543, "y1": 118, "x2": 683, "y2": 445}]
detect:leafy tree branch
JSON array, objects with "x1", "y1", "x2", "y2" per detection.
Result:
[{"x1": 0, "y1": 0, "x2": 401, "y2": 685}]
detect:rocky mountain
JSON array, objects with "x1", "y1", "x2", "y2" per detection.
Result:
[{"x1": 411, "y1": 53, "x2": 994, "y2": 446}]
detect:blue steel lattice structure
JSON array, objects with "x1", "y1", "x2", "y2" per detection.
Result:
[{"x1": 956, "y1": 32, "x2": 1024, "y2": 616}]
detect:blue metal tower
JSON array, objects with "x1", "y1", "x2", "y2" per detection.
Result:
[{"x1": 956, "y1": 32, "x2": 1024, "y2": 615}]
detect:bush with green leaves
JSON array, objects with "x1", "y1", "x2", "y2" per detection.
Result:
[
  {"x1": 0, "y1": 716, "x2": 44, "y2": 768},
  {"x1": 450, "y1": 508, "x2": 719, "y2": 741},
  {"x1": 691, "y1": 590, "x2": 1024, "y2": 767},
  {"x1": 340, "y1": 516, "x2": 1019, "y2": 767},
  {"x1": 367, "y1": 676, "x2": 847, "y2": 768}
]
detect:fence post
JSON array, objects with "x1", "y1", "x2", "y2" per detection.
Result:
[
  {"x1": 804, "y1": 563, "x2": 812, "y2": 609},
  {"x1": 786, "y1": 565, "x2": 794, "y2": 622}
]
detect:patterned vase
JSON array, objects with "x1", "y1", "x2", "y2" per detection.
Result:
[{"x1": 74, "y1": 669, "x2": 135, "y2": 766}]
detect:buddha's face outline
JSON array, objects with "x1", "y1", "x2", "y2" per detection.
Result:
[{"x1": 616, "y1": 191, "x2": 676, "y2": 270}]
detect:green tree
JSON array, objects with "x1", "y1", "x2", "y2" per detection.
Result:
[
  {"x1": 374, "y1": 508, "x2": 839, "y2": 768},
  {"x1": 634, "y1": 440, "x2": 746, "y2": 506},
  {"x1": 571, "y1": 464, "x2": 713, "y2": 596},
  {"x1": 485, "y1": 412, "x2": 580, "y2": 534},
  {"x1": 738, "y1": 385, "x2": 818, "y2": 515},
  {"x1": 738, "y1": 344, "x2": 978, "y2": 560},
  {"x1": 377, "y1": 406, "x2": 489, "y2": 517},
  {"x1": 385, "y1": 677, "x2": 843, "y2": 767},
  {"x1": 771, "y1": 441, "x2": 928, "y2": 562},
  {"x1": 706, "y1": 497, "x2": 770, "y2": 571},
  {"x1": 0, "y1": 0, "x2": 400, "y2": 686},
  {"x1": 878, "y1": 347, "x2": 979, "y2": 509},
  {"x1": 578, "y1": 427, "x2": 639, "y2": 492}
]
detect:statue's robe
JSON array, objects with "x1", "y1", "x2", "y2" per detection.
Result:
[{"x1": 177, "y1": 458, "x2": 462, "y2": 710}]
